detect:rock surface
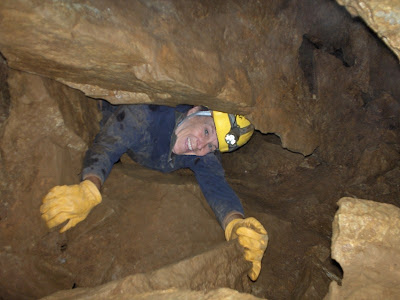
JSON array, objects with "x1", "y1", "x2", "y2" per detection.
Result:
[
  {"x1": 0, "y1": 0, "x2": 325, "y2": 155},
  {"x1": 325, "y1": 197, "x2": 400, "y2": 299},
  {"x1": 0, "y1": 1, "x2": 400, "y2": 299},
  {"x1": 1, "y1": 0, "x2": 399, "y2": 157},
  {"x1": 337, "y1": 0, "x2": 400, "y2": 60},
  {"x1": 0, "y1": 70, "x2": 99, "y2": 299},
  {"x1": 46, "y1": 288, "x2": 261, "y2": 300},
  {"x1": 41, "y1": 242, "x2": 253, "y2": 299}
]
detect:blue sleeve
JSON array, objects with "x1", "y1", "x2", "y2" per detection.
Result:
[
  {"x1": 189, "y1": 153, "x2": 244, "y2": 227},
  {"x1": 82, "y1": 105, "x2": 149, "y2": 184}
]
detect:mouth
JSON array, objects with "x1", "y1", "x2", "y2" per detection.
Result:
[{"x1": 188, "y1": 138, "x2": 193, "y2": 151}]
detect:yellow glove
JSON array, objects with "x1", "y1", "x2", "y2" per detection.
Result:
[
  {"x1": 225, "y1": 217, "x2": 268, "y2": 281},
  {"x1": 40, "y1": 180, "x2": 102, "y2": 233}
]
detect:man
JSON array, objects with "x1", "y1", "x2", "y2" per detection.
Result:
[{"x1": 40, "y1": 103, "x2": 268, "y2": 281}]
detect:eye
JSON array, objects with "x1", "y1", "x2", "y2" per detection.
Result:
[{"x1": 205, "y1": 129, "x2": 209, "y2": 135}]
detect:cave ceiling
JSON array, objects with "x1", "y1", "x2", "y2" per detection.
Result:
[{"x1": 0, "y1": 0, "x2": 398, "y2": 156}]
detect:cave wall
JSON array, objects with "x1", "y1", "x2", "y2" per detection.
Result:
[
  {"x1": 0, "y1": 0, "x2": 400, "y2": 299},
  {"x1": 337, "y1": 0, "x2": 400, "y2": 60},
  {"x1": 0, "y1": 67, "x2": 100, "y2": 298}
]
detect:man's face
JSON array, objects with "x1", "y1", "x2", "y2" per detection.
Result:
[{"x1": 172, "y1": 107, "x2": 219, "y2": 156}]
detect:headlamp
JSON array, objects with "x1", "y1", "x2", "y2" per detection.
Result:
[
  {"x1": 224, "y1": 116, "x2": 242, "y2": 150},
  {"x1": 225, "y1": 126, "x2": 241, "y2": 147},
  {"x1": 225, "y1": 133, "x2": 237, "y2": 146}
]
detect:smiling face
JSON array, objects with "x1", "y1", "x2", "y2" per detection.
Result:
[{"x1": 172, "y1": 106, "x2": 219, "y2": 156}]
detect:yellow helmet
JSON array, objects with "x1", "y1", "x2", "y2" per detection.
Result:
[{"x1": 212, "y1": 111, "x2": 254, "y2": 152}]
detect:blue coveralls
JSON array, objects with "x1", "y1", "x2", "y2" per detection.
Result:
[{"x1": 82, "y1": 103, "x2": 244, "y2": 228}]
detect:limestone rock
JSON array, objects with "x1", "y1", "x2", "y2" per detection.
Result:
[
  {"x1": 41, "y1": 242, "x2": 253, "y2": 300},
  {"x1": 222, "y1": 132, "x2": 305, "y2": 180},
  {"x1": 0, "y1": 1, "x2": 400, "y2": 299},
  {"x1": 44, "y1": 288, "x2": 262, "y2": 300},
  {"x1": 355, "y1": 143, "x2": 400, "y2": 182},
  {"x1": 325, "y1": 197, "x2": 400, "y2": 299},
  {"x1": 0, "y1": 69, "x2": 99, "y2": 192},
  {"x1": 1, "y1": 0, "x2": 399, "y2": 157},
  {"x1": 337, "y1": 0, "x2": 400, "y2": 60},
  {"x1": 0, "y1": 0, "x2": 318, "y2": 155},
  {"x1": 0, "y1": 0, "x2": 259, "y2": 110},
  {"x1": 0, "y1": 70, "x2": 99, "y2": 299}
]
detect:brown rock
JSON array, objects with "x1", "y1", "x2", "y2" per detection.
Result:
[
  {"x1": 355, "y1": 143, "x2": 400, "y2": 182},
  {"x1": 0, "y1": 70, "x2": 99, "y2": 298},
  {"x1": 337, "y1": 0, "x2": 400, "y2": 60},
  {"x1": 325, "y1": 197, "x2": 400, "y2": 299},
  {"x1": 0, "y1": 1, "x2": 400, "y2": 299},
  {"x1": 0, "y1": 0, "x2": 399, "y2": 158},
  {"x1": 41, "y1": 242, "x2": 253, "y2": 300},
  {"x1": 0, "y1": 0, "x2": 253, "y2": 109},
  {"x1": 44, "y1": 288, "x2": 262, "y2": 300},
  {"x1": 222, "y1": 132, "x2": 304, "y2": 180},
  {"x1": 0, "y1": 0, "x2": 317, "y2": 155}
]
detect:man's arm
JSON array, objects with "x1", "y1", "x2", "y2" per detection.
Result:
[
  {"x1": 190, "y1": 153, "x2": 268, "y2": 281},
  {"x1": 190, "y1": 153, "x2": 245, "y2": 229},
  {"x1": 41, "y1": 105, "x2": 140, "y2": 232}
]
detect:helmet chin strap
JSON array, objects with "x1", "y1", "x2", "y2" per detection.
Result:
[
  {"x1": 190, "y1": 111, "x2": 212, "y2": 117},
  {"x1": 177, "y1": 110, "x2": 212, "y2": 128}
]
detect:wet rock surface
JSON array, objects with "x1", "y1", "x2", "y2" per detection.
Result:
[{"x1": 0, "y1": 0, "x2": 399, "y2": 299}]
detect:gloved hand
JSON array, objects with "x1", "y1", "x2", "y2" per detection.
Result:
[
  {"x1": 225, "y1": 217, "x2": 268, "y2": 281},
  {"x1": 40, "y1": 180, "x2": 102, "y2": 233}
]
